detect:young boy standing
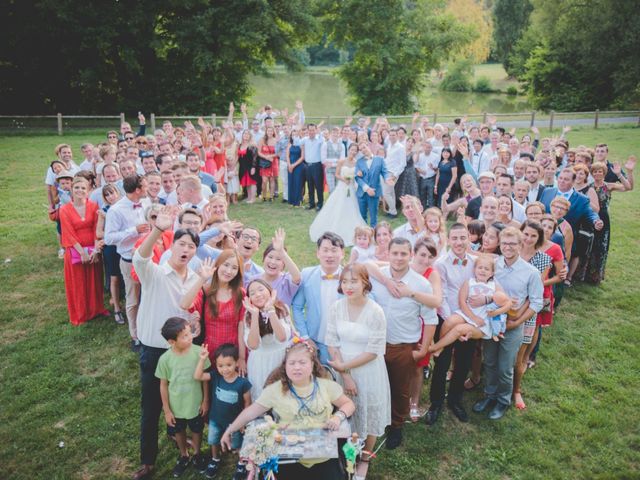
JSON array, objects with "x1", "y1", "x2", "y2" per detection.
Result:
[
  {"x1": 195, "y1": 343, "x2": 252, "y2": 480},
  {"x1": 155, "y1": 317, "x2": 210, "y2": 477}
]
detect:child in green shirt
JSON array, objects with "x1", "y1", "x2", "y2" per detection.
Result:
[{"x1": 155, "y1": 317, "x2": 210, "y2": 477}]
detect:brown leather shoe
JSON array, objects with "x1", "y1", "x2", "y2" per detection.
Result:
[{"x1": 132, "y1": 464, "x2": 154, "y2": 480}]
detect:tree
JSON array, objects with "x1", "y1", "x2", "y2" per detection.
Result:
[
  {"x1": 321, "y1": 0, "x2": 475, "y2": 114},
  {"x1": 492, "y1": 0, "x2": 533, "y2": 71},
  {"x1": 446, "y1": 0, "x2": 493, "y2": 63},
  {"x1": 517, "y1": 0, "x2": 640, "y2": 110},
  {"x1": 0, "y1": 0, "x2": 318, "y2": 114}
]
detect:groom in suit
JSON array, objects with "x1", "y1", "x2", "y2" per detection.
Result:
[
  {"x1": 539, "y1": 168, "x2": 603, "y2": 232},
  {"x1": 355, "y1": 143, "x2": 392, "y2": 227},
  {"x1": 292, "y1": 232, "x2": 345, "y2": 364}
]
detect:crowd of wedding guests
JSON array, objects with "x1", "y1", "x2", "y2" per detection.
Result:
[{"x1": 46, "y1": 104, "x2": 635, "y2": 480}]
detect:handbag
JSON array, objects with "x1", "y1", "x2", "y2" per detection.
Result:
[
  {"x1": 70, "y1": 246, "x2": 95, "y2": 264},
  {"x1": 258, "y1": 156, "x2": 272, "y2": 169}
]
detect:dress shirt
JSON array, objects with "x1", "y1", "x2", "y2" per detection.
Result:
[
  {"x1": 527, "y1": 183, "x2": 543, "y2": 203},
  {"x1": 301, "y1": 136, "x2": 324, "y2": 164},
  {"x1": 471, "y1": 150, "x2": 492, "y2": 175},
  {"x1": 385, "y1": 141, "x2": 406, "y2": 178},
  {"x1": 435, "y1": 250, "x2": 477, "y2": 319},
  {"x1": 371, "y1": 266, "x2": 437, "y2": 344},
  {"x1": 79, "y1": 159, "x2": 94, "y2": 171},
  {"x1": 393, "y1": 223, "x2": 426, "y2": 248},
  {"x1": 319, "y1": 267, "x2": 341, "y2": 344},
  {"x1": 494, "y1": 256, "x2": 544, "y2": 313},
  {"x1": 90, "y1": 181, "x2": 125, "y2": 208},
  {"x1": 133, "y1": 250, "x2": 201, "y2": 348},
  {"x1": 557, "y1": 188, "x2": 575, "y2": 200},
  {"x1": 416, "y1": 152, "x2": 439, "y2": 179},
  {"x1": 104, "y1": 196, "x2": 151, "y2": 260}
]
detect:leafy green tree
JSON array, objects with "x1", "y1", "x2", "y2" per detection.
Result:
[
  {"x1": 440, "y1": 60, "x2": 474, "y2": 92},
  {"x1": 321, "y1": 0, "x2": 475, "y2": 114},
  {"x1": 518, "y1": 0, "x2": 640, "y2": 110},
  {"x1": 0, "y1": 0, "x2": 317, "y2": 114},
  {"x1": 492, "y1": 0, "x2": 533, "y2": 71}
]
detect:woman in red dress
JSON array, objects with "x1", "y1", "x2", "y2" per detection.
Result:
[
  {"x1": 181, "y1": 249, "x2": 247, "y2": 371},
  {"x1": 60, "y1": 176, "x2": 108, "y2": 326},
  {"x1": 258, "y1": 126, "x2": 279, "y2": 201}
]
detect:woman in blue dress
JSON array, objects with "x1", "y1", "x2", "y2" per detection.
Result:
[
  {"x1": 286, "y1": 129, "x2": 305, "y2": 206},
  {"x1": 434, "y1": 147, "x2": 457, "y2": 209}
]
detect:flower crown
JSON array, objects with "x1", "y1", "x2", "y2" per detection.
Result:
[{"x1": 286, "y1": 335, "x2": 315, "y2": 353}]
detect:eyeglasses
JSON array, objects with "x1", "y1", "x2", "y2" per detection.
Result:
[
  {"x1": 500, "y1": 241, "x2": 520, "y2": 247},
  {"x1": 137, "y1": 141, "x2": 147, "y2": 145},
  {"x1": 125, "y1": 137, "x2": 134, "y2": 141},
  {"x1": 108, "y1": 135, "x2": 117, "y2": 139},
  {"x1": 241, "y1": 234, "x2": 259, "y2": 242}
]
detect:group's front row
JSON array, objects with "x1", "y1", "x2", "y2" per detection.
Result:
[{"x1": 126, "y1": 206, "x2": 545, "y2": 480}]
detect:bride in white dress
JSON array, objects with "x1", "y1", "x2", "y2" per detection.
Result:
[{"x1": 309, "y1": 146, "x2": 366, "y2": 247}]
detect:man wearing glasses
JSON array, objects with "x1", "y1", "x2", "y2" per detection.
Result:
[
  {"x1": 236, "y1": 227, "x2": 264, "y2": 282},
  {"x1": 473, "y1": 227, "x2": 543, "y2": 420}
]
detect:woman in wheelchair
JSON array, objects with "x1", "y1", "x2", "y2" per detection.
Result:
[{"x1": 220, "y1": 338, "x2": 355, "y2": 479}]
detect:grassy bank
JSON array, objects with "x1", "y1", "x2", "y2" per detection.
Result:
[{"x1": 0, "y1": 125, "x2": 639, "y2": 479}]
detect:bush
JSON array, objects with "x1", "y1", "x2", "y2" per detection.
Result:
[
  {"x1": 473, "y1": 76, "x2": 493, "y2": 92},
  {"x1": 506, "y1": 86, "x2": 519, "y2": 95},
  {"x1": 440, "y1": 60, "x2": 473, "y2": 92}
]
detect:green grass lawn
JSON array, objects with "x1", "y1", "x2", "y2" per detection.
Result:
[{"x1": 1, "y1": 125, "x2": 639, "y2": 479}]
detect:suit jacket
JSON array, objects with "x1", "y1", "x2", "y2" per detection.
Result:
[
  {"x1": 540, "y1": 188, "x2": 599, "y2": 230},
  {"x1": 291, "y1": 266, "x2": 343, "y2": 344},
  {"x1": 355, "y1": 155, "x2": 389, "y2": 198},
  {"x1": 529, "y1": 183, "x2": 546, "y2": 202}
]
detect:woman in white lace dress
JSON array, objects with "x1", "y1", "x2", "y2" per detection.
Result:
[
  {"x1": 309, "y1": 144, "x2": 366, "y2": 247},
  {"x1": 326, "y1": 264, "x2": 391, "y2": 479},
  {"x1": 241, "y1": 278, "x2": 292, "y2": 400}
]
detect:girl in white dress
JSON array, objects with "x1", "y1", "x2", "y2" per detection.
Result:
[
  {"x1": 309, "y1": 144, "x2": 366, "y2": 247},
  {"x1": 423, "y1": 207, "x2": 447, "y2": 258},
  {"x1": 326, "y1": 264, "x2": 391, "y2": 480},
  {"x1": 428, "y1": 256, "x2": 512, "y2": 356},
  {"x1": 348, "y1": 225, "x2": 376, "y2": 264},
  {"x1": 241, "y1": 279, "x2": 292, "y2": 400}
]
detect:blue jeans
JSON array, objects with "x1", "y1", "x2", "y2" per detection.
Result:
[
  {"x1": 358, "y1": 194, "x2": 380, "y2": 227},
  {"x1": 482, "y1": 324, "x2": 524, "y2": 406}
]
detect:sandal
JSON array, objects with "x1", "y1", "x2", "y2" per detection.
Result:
[
  {"x1": 409, "y1": 404, "x2": 420, "y2": 422},
  {"x1": 114, "y1": 311, "x2": 126, "y2": 325},
  {"x1": 464, "y1": 377, "x2": 481, "y2": 391}
]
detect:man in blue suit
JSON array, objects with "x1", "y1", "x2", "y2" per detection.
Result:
[
  {"x1": 292, "y1": 232, "x2": 344, "y2": 364},
  {"x1": 539, "y1": 168, "x2": 603, "y2": 232},
  {"x1": 355, "y1": 143, "x2": 393, "y2": 227}
]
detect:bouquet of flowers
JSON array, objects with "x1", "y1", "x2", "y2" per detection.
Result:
[
  {"x1": 243, "y1": 416, "x2": 280, "y2": 479},
  {"x1": 343, "y1": 171, "x2": 354, "y2": 197}
]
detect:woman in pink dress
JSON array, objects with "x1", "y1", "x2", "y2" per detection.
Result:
[{"x1": 258, "y1": 126, "x2": 279, "y2": 201}]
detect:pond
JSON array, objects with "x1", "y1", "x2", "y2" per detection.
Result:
[{"x1": 249, "y1": 70, "x2": 531, "y2": 118}]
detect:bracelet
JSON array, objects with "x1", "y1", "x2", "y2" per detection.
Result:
[{"x1": 333, "y1": 410, "x2": 347, "y2": 421}]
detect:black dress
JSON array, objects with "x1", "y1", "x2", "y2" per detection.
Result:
[
  {"x1": 573, "y1": 184, "x2": 596, "y2": 281},
  {"x1": 585, "y1": 184, "x2": 611, "y2": 284},
  {"x1": 395, "y1": 153, "x2": 420, "y2": 200}
]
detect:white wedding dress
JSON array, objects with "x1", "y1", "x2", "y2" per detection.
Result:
[{"x1": 309, "y1": 165, "x2": 367, "y2": 247}]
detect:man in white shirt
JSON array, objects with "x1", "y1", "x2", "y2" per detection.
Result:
[
  {"x1": 300, "y1": 123, "x2": 325, "y2": 210},
  {"x1": 371, "y1": 237, "x2": 437, "y2": 449},
  {"x1": 165, "y1": 162, "x2": 212, "y2": 206},
  {"x1": 45, "y1": 143, "x2": 80, "y2": 207},
  {"x1": 415, "y1": 141, "x2": 439, "y2": 209},
  {"x1": 482, "y1": 131, "x2": 500, "y2": 164},
  {"x1": 525, "y1": 163, "x2": 546, "y2": 203},
  {"x1": 321, "y1": 127, "x2": 345, "y2": 193},
  {"x1": 79, "y1": 143, "x2": 96, "y2": 171},
  {"x1": 176, "y1": 175, "x2": 208, "y2": 211},
  {"x1": 104, "y1": 174, "x2": 150, "y2": 349},
  {"x1": 383, "y1": 129, "x2": 406, "y2": 218},
  {"x1": 427, "y1": 224, "x2": 478, "y2": 426},
  {"x1": 131, "y1": 208, "x2": 202, "y2": 480},
  {"x1": 471, "y1": 139, "x2": 492, "y2": 176}
]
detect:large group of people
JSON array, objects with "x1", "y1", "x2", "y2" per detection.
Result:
[{"x1": 46, "y1": 104, "x2": 636, "y2": 480}]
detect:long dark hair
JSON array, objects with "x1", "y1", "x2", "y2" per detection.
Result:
[
  {"x1": 245, "y1": 279, "x2": 288, "y2": 337},
  {"x1": 440, "y1": 147, "x2": 452, "y2": 163},
  {"x1": 206, "y1": 249, "x2": 244, "y2": 317}
]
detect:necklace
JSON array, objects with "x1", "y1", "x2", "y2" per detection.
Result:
[{"x1": 288, "y1": 378, "x2": 323, "y2": 417}]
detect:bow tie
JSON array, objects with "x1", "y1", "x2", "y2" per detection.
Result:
[
  {"x1": 132, "y1": 202, "x2": 142, "y2": 209},
  {"x1": 191, "y1": 204, "x2": 199, "y2": 209},
  {"x1": 322, "y1": 274, "x2": 337, "y2": 280},
  {"x1": 453, "y1": 258, "x2": 468, "y2": 266}
]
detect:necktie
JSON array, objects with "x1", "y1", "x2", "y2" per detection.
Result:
[
  {"x1": 132, "y1": 203, "x2": 142, "y2": 209},
  {"x1": 453, "y1": 258, "x2": 468, "y2": 266}
]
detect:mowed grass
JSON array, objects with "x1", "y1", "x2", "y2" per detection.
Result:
[{"x1": 0, "y1": 125, "x2": 639, "y2": 479}]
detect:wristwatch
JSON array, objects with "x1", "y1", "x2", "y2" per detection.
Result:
[{"x1": 334, "y1": 410, "x2": 347, "y2": 421}]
